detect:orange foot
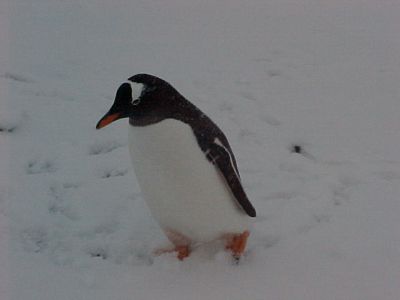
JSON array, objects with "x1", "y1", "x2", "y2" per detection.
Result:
[
  {"x1": 154, "y1": 245, "x2": 191, "y2": 261},
  {"x1": 225, "y1": 231, "x2": 250, "y2": 260},
  {"x1": 175, "y1": 245, "x2": 191, "y2": 260}
]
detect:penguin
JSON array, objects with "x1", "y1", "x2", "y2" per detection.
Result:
[{"x1": 96, "y1": 74, "x2": 256, "y2": 260}]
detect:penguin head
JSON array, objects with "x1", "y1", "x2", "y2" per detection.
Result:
[{"x1": 96, "y1": 74, "x2": 176, "y2": 129}]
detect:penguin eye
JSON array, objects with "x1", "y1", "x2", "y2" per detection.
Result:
[{"x1": 131, "y1": 99, "x2": 141, "y2": 106}]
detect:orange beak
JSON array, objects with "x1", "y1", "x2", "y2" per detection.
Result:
[{"x1": 96, "y1": 112, "x2": 122, "y2": 129}]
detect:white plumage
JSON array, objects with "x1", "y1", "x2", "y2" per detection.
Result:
[{"x1": 128, "y1": 118, "x2": 250, "y2": 243}]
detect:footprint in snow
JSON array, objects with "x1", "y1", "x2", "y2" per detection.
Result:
[
  {"x1": 0, "y1": 112, "x2": 22, "y2": 134},
  {"x1": 20, "y1": 227, "x2": 48, "y2": 253},
  {"x1": 239, "y1": 90, "x2": 258, "y2": 101},
  {"x1": 263, "y1": 191, "x2": 296, "y2": 202},
  {"x1": 2, "y1": 72, "x2": 34, "y2": 83},
  {"x1": 100, "y1": 168, "x2": 128, "y2": 179},
  {"x1": 62, "y1": 182, "x2": 81, "y2": 189},
  {"x1": 373, "y1": 170, "x2": 400, "y2": 181},
  {"x1": 0, "y1": 123, "x2": 17, "y2": 133},
  {"x1": 47, "y1": 183, "x2": 79, "y2": 220},
  {"x1": 267, "y1": 69, "x2": 282, "y2": 78},
  {"x1": 258, "y1": 114, "x2": 281, "y2": 126},
  {"x1": 257, "y1": 235, "x2": 280, "y2": 249},
  {"x1": 87, "y1": 246, "x2": 108, "y2": 260},
  {"x1": 26, "y1": 159, "x2": 57, "y2": 175},
  {"x1": 313, "y1": 213, "x2": 331, "y2": 224},
  {"x1": 86, "y1": 241, "x2": 154, "y2": 266},
  {"x1": 88, "y1": 140, "x2": 123, "y2": 155},
  {"x1": 238, "y1": 128, "x2": 256, "y2": 139},
  {"x1": 331, "y1": 174, "x2": 364, "y2": 206},
  {"x1": 218, "y1": 101, "x2": 234, "y2": 112}
]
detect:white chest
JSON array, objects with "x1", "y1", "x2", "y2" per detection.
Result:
[{"x1": 128, "y1": 119, "x2": 249, "y2": 242}]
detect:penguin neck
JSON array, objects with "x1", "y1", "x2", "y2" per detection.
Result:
[
  {"x1": 129, "y1": 97, "x2": 204, "y2": 128},
  {"x1": 129, "y1": 114, "x2": 164, "y2": 127}
]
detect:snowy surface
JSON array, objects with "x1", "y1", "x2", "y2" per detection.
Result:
[{"x1": 1, "y1": 0, "x2": 400, "y2": 299}]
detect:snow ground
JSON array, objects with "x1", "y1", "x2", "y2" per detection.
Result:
[{"x1": 1, "y1": 0, "x2": 400, "y2": 299}]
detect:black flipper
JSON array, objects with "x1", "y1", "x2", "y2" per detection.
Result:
[{"x1": 205, "y1": 142, "x2": 256, "y2": 217}]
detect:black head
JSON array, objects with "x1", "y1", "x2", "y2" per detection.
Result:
[{"x1": 96, "y1": 74, "x2": 179, "y2": 129}]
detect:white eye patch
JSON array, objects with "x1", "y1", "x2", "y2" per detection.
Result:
[
  {"x1": 126, "y1": 81, "x2": 144, "y2": 103},
  {"x1": 131, "y1": 99, "x2": 141, "y2": 106}
]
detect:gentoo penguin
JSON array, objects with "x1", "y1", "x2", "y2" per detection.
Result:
[{"x1": 96, "y1": 74, "x2": 256, "y2": 260}]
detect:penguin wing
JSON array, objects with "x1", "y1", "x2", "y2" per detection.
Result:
[{"x1": 205, "y1": 142, "x2": 256, "y2": 217}]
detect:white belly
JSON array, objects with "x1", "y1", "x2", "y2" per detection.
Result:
[{"x1": 128, "y1": 119, "x2": 250, "y2": 242}]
